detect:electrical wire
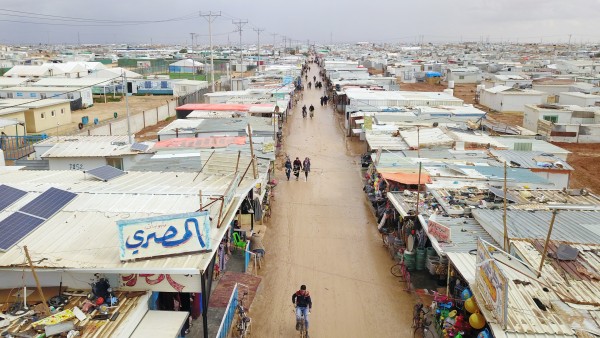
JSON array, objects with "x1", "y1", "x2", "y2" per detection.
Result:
[{"x1": 0, "y1": 9, "x2": 199, "y2": 26}]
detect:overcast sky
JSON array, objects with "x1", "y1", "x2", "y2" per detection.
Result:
[{"x1": 1, "y1": 0, "x2": 600, "y2": 46}]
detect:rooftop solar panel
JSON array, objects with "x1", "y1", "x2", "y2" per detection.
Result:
[
  {"x1": 0, "y1": 212, "x2": 45, "y2": 251},
  {"x1": 130, "y1": 142, "x2": 149, "y2": 152},
  {"x1": 0, "y1": 185, "x2": 27, "y2": 211},
  {"x1": 19, "y1": 187, "x2": 77, "y2": 219},
  {"x1": 86, "y1": 165, "x2": 126, "y2": 181}
]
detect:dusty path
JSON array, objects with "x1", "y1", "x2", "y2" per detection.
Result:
[{"x1": 250, "y1": 63, "x2": 414, "y2": 337}]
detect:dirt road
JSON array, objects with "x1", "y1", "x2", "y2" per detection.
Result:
[{"x1": 250, "y1": 65, "x2": 414, "y2": 337}]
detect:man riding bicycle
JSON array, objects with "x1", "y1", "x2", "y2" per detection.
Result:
[{"x1": 292, "y1": 285, "x2": 312, "y2": 335}]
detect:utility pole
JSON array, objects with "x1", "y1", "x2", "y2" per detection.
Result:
[
  {"x1": 253, "y1": 28, "x2": 264, "y2": 70},
  {"x1": 123, "y1": 72, "x2": 132, "y2": 144},
  {"x1": 232, "y1": 19, "x2": 248, "y2": 83},
  {"x1": 200, "y1": 11, "x2": 221, "y2": 92},
  {"x1": 271, "y1": 33, "x2": 278, "y2": 55},
  {"x1": 282, "y1": 36, "x2": 286, "y2": 58},
  {"x1": 189, "y1": 33, "x2": 198, "y2": 80}
]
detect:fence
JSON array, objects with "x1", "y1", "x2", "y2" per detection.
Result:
[
  {"x1": 77, "y1": 88, "x2": 210, "y2": 137},
  {"x1": 177, "y1": 87, "x2": 211, "y2": 106},
  {"x1": 77, "y1": 100, "x2": 177, "y2": 136},
  {"x1": 1, "y1": 134, "x2": 48, "y2": 161},
  {"x1": 215, "y1": 283, "x2": 239, "y2": 338}
]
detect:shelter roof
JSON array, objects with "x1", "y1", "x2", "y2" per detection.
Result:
[{"x1": 0, "y1": 169, "x2": 259, "y2": 274}]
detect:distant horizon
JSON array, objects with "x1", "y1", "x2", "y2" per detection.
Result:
[{"x1": 1, "y1": 0, "x2": 600, "y2": 46}]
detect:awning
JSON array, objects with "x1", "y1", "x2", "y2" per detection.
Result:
[{"x1": 381, "y1": 172, "x2": 431, "y2": 185}]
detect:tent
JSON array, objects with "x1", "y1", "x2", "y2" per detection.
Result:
[{"x1": 169, "y1": 59, "x2": 204, "y2": 74}]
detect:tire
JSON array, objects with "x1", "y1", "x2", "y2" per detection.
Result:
[
  {"x1": 391, "y1": 264, "x2": 403, "y2": 277},
  {"x1": 413, "y1": 327, "x2": 425, "y2": 338}
]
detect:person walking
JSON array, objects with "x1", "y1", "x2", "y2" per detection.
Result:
[
  {"x1": 293, "y1": 157, "x2": 302, "y2": 181},
  {"x1": 302, "y1": 157, "x2": 311, "y2": 181},
  {"x1": 285, "y1": 156, "x2": 292, "y2": 181}
]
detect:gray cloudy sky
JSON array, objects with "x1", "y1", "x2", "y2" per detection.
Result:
[{"x1": 1, "y1": 0, "x2": 600, "y2": 46}]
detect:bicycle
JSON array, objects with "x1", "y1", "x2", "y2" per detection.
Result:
[
  {"x1": 236, "y1": 287, "x2": 251, "y2": 338},
  {"x1": 390, "y1": 252, "x2": 411, "y2": 292},
  {"x1": 412, "y1": 303, "x2": 434, "y2": 338},
  {"x1": 294, "y1": 307, "x2": 309, "y2": 338}
]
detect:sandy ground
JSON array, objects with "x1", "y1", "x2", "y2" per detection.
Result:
[
  {"x1": 552, "y1": 142, "x2": 600, "y2": 193},
  {"x1": 42, "y1": 95, "x2": 174, "y2": 136},
  {"x1": 250, "y1": 66, "x2": 415, "y2": 337}
]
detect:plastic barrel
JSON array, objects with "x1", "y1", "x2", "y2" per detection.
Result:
[
  {"x1": 416, "y1": 248, "x2": 427, "y2": 271},
  {"x1": 404, "y1": 251, "x2": 416, "y2": 271},
  {"x1": 81, "y1": 116, "x2": 89, "y2": 125}
]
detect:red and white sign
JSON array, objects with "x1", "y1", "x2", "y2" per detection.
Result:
[
  {"x1": 428, "y1": 220, "x2": 451, "y2": 243},
  {"x1": 119, "y1": 273, "x2": 201, "y2": 292}
]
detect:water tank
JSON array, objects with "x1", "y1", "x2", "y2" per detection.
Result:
[
  {"x1": 448, "y1": 80, "x2": 455, "y2": 89},
  {"x1": 443, "y1": 89, "x2": 454, "y2": 96}
]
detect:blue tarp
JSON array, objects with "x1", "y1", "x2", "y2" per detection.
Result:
[{"x1": 425, "y1": 71, "x2": 442, "y2": 77}]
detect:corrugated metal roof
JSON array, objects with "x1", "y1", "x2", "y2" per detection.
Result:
[
  {"x1": 508, "y1": 189, "x2": 600, "y2": 210},
  {"x1": 472, "y1": 209, "x2": 600, "y2": 245},
  {"x1": 462, "y1": 166, "x2": 553, "y2": 185},
  {"x1": 400, "y1": 127, "x2": 454, "y2": 148},
  {"x1": 41, "y1": 138, "x2": 139, "y2": 158},
  {"x1": 158, "y1": 117, "x2": 276, "y2": 135},
  {"x1": 491, "y1": 137, "x2": 571, "y2": 155},
  {"x1": 35, "y1": 135, "x2": 129, "y2": 146},
  {"x1": 447, "y1": 252, "x2": 578, "y2": 338},
  {"x1": 176, "y1": 103, "x2": 274, "y2": 111},
  {"x1": 424, "y1": 216, "x2": 499, "y2": 255},
  {"x1": 449, "y1": 130, "x2": 506, "y2": 148},
  {"x1": 33, "y1": 78, "x2": 112, "y2": 87},
  {"x1": 490, "y1": 150, "x2": 573, "y2": 171},
  {"x1": 513, "y1": 239, "x2": 600, "y2": 306},
  {"x1": 0, "y1": 169, "x2": 259, "y2": 273},
  {"x1": 365, "y1": 132, "x2": 409, "y2": 151}
]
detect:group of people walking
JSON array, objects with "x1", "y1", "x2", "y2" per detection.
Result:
[
  {"x1": 285, "y1": 156, "x2": 311, "y2": 181},
  {"x1": 319, "y1": 95, "x2": 329, "y2": 106}
]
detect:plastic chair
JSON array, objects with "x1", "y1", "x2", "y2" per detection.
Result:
[{"x1": 232, "y1": 232, "x2": 247, "y2": 250}]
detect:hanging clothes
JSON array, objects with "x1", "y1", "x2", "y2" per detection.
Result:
[{"x1": 253, "y1": 197, "x2": 262, "y2": 221}]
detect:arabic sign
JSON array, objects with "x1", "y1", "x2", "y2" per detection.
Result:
[
  {"x1": 475, "y1": 238, "x2": 508, "y2": 329},
  {"x1": 154, "y1": 136, "x2": 246, "y2": 149},
  {"x1": 117, "y1": 212, "x2": 211, "y2": 261},
  {"x1": 119, "y1": 274, "x2": 201, "y2": 292},
  {"x1": 428, "y1": 220, "x2": 451, "y2": 243}
]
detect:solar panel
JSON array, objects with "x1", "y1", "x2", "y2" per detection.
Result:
[
  {"x1": 0, "y1": 212, "x2": 45, "y2": 251},
  {"x1": 19, "y1": 187, "x2": 77, "y2": 219},
  {"x1": 86, "y1": 165, "x2": 126, "y2": 182},
  {"x1": 0, "y1": 185, "x2": 27, "y2": 211},
  {"x1": 130, "y1": 142, "x2": 149, "y2": 152}
]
